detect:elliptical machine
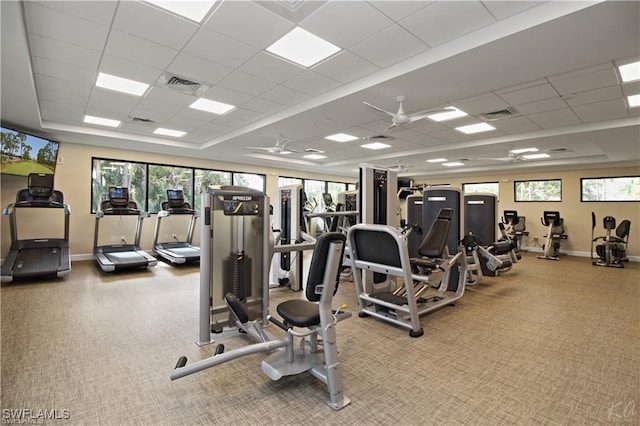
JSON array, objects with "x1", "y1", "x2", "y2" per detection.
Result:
[
  {"x1": 591, "y1": 212, "x2": 631, "y2": 268},
  {"x1": 537, "y1": 211, "x2": 567, "y2": 261}
]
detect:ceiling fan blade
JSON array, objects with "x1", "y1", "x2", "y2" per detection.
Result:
[
  {"x1": 363, "y1": 101, "x2": 396, "y2": 118},
  {"x1": 246, "y1": 146, "x2": 277, "y2": 152},
  {"x1": 407, "y1": 109, "x2": 453, "y2": 123},
  {"x1": 383, "y1": 123, "x2": 397, "y2": 132}
]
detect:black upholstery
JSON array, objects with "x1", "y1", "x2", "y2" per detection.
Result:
[
  {"x1": 277, "y1": 232, "x2": 346, "y2": 328},
  {"x1": 353, "y1": 229, "x2": 402, "y2": 268},
  {"x1": 224, "y1": 293, "x2": 249, "y2": 324},
  {"x1": 613, "y1": 220, "x2": 631, "y2": 243},
  {"x1": 417, "y1": 208, "x2": 451, "y2": 258},
  {"x1": 16, "y1": 173, "x2": 63, "y2": 204}
]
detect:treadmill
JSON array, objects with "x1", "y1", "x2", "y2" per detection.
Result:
[
  {"x1": 1, "y1": 173, "x2": 71, "y2": 283},
  {"x1": 152, "y1": 189, "x2": 200, "y2": 264},
  {"x1": 93, "y1": 186, "x2": 157, "y2": 272}
]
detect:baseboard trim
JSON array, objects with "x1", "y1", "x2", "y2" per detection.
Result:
[{"x1": 519, "y1": 247, "x2": 638, "y2": 262}]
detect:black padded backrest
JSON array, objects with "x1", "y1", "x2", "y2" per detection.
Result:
[
  {"x1": 616, "y1": 220, "x2": 631, "y2": 239},
  {"x1": 513, "y1": 216, "x2": 526, "y2": 232},
  {"x1": 418, "y1": 212, "x2": 451, "y2": 258},
  {"x1": 352, "y1": 229, "x2": 402, "y2": 268},
  {"x1": 305, "y1": 232, "x2": 346, "y2": 302},
  {"x1": 542, "y1": 211, "x2": 561, "y2": 226},
  {"x1": 503, "y1": 210, "x2": 519, "y2": 225}
]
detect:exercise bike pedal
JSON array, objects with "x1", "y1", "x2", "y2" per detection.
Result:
[
  {"x1": 215, "y1": 344, "x2": 225, "y2": 355},
  {"x1": 175, "y1": 356, "x2": 188, "y2": 369}
]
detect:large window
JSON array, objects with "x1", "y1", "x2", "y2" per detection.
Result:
[
  {"x1": 148, "y1": 165, "x2": 193, "y2": 213},
  {"x1": 581, "y1": 176, "x2": 640, "y2": 201},
  {"x1": 233, "y1": 173, "x2": 265, "y2": 191},
  {"x1": 194, "y1": 170, "x2": 232, "y2": 211},
  {"x1": 463, "y1": 182, "x2": 499, "y2": 198},
  {"x1": 278, "y1": 177, "x2": 302, "y2": 187},
  {"x1": 327, "y1": 182, "x2": 346, "y2": 206},
  {"x1": 514, "y1": 179, "x2": 562, "y2": 202},
  {"x1": 92, "y1": 159, "x2": 146, "y2": 212},
  {"x1": 91, "y1": 158, "x2": 264, "y2": 213},
  {"x1": 304, "y1": 179, "x2": 326, "y2": 211}
]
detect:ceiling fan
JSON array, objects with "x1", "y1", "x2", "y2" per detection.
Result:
[
  {"x1": 478, "y1": 148, "x2": 561, "y2": 162},
  {"x1": 246, "y1": 135, "x2": 298, "y2": 155},
  {"x1": 387, "y1": 160, "x2": 412, "y2": 172},
  {"x1": 363, "y1": 95, "x2": 451, "y2": 132}
]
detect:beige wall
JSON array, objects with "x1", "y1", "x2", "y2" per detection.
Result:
[
  {"x1": 0, "y1": 142, "x2": 355, "y2": 259},
  {"x1": 415, "y1": 166, "x2": 640, "y2": 259},
  {"x1": 1, "y1": 141, "x2": 638, "y2": 260}
]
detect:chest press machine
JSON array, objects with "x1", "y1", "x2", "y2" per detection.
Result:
[{"x1": 347, "y1": 208, "x2": 468, "y2": 338}]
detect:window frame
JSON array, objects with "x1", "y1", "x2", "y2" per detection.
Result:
[
  {"x1": 462, "y1": 181, "x2": 500, "y2": 199},
  {"x1": 513, "y1": 178, "x2": 562, "y2": 202},
  {"x1": 580, "y1": 175, "x2": 640, "y2": 202}
]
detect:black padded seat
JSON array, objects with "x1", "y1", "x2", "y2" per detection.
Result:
[
  {"x1": 277, "y1": 299, "x2": 320, "y2": 328},
  {"x1": 409, "y1": 257, "x2": 438, "y2": 270},
  {"x1": 491, "y1": 241, "x2": 514, "y2": 254}
]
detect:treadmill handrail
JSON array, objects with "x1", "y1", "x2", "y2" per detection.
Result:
[{"x1": 4, "y1": 200, "x2": 70, "y2": 215}]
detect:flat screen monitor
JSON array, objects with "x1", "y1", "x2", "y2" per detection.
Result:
[{"x1": 1, "y1": 126, "x2": 60, "y2": 176}]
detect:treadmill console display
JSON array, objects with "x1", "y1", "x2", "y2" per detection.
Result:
[
  {"x1": 167, "y1": 189, "x2": 185, "y2": 207},
  {"x1": 28, "y1": 173, "x2": 54, "y2": 198},
  {"x1": 109, "y1": 187, "x2": 129, "y2": 207}
]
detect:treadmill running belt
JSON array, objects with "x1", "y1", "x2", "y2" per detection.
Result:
[{"x1": 13, "y1": 247, "x2": 61, "y2": 278}]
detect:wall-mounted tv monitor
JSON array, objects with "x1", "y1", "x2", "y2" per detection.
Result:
[{"x1": 0, "y1": 126, "x2": 59, "y2": 176}]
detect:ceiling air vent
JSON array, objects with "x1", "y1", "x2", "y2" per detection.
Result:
[
  {"x1": 480, "y1": 106, "x2": 520, "y2": 121},
  {"x1": 131, "y1": 117, "x2": 156, "y2": 123},
  {"x1": 547, "y1": 148, "x2": 568, "y2": 153},
  {"x1": 158, "y1": 73, "x2": 210, "y2": 96},
  {"x1": 305, "y1": 148, "x2": 325, "y2": 153},
  {"x1": 363, "y1": 134, "x2": 394, "y2": 141}
]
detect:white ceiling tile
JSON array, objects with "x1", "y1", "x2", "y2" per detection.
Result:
[
  {"x1": 100, "y1": 54, "x2": 164, "y2": 85},
  {"x1": 38, "y1": 88, "x2": 88, "y2": 108},
  {"x1": 566, "y1": 86, "x2": 623, "y2": 107},
  {"x1": 88, "y1": 88, "x2": 142, "y2": 116},
  {"x1": 167, "y1": 53, "x2": 233, "y2": 86},
  {"x1": 527, "y1": 108, "x2": 581, "y2": 128},
  {"x1": 481, "y1": 1, "x2": 543, "y2": 20},
  {"x1": 301, "y1": 2, "x2": 393, "y2": 49},
  {"x1": 32, "y1": 57, "x2": 96, "y2": 86},
  {"x1": 282, "y1": 71, "x2": 342, "y2": 96},
  {"x1": 621, "y1": 81, "x2": 640, "y2": 97},
  {"x1": 129, "y1": 99, "x2": 184, "y2": 122},
  {"x1": 490, "y1": 116, "x2": 541, "y2": 134},
  {"x1": 366, "y1": 1, "x2": 433, "y2": 22},
  {"x1": 451, "y1": 93, "x2": 510, "y2": 115},
  {"x1": 514, "y1": 97, "x2": 568, "y2": 115},
  {"x1": 183, "y1": 28, "x2": 259, "y2": 69},
  {"x1": 494, "y1": 78, "x2": 548, "y2": 94},
  {"x1": 430, "y1": 129, "x2": 474, "y2": 143},
  {"x1": 31, "y1": 1, "x2": 117, "y2": 26},
  {"x1": 203, "y1": 1, "x2": 295, "y2": 49},
  {"x1": 40, "y1": 102, "x2": 85, "y2": 125},
  {"x1": 36, "y1": 74, "x2": 93, "y2": 98},
  {"x1": 212, "y1": 114, "x2": 251, "y2": 128},
  {"x1": 407, "y1": 120, "x2": 449, "y2": 135},
  {"x1": 201, "y1": 86, "x2": 254, "y2": 106},
  {"x1": 313, "y1": 51, "x2": 379, "y2": 84},
  {"x1": 195, "y1": 121, "x2": 235, "y2": 135},
  {"x1": 24, "y1": 2, "x2": 109, "y2": 51},
  {"x1": 105, "y1": 30, "x2": 179, "y2": 71},
  {"x1": 218, "y1": 71, "x2": 277, "y2": 97},
  {"x1": 548, "y1": 61, "x2": 612, "y2": 81},
  {"x1": 237, "y1": 52, "x2": 304, "y2": 84},
  {"x1": 399, "y1": 1, "x2": 495, "y2": 47},
  {"x1": 550, "y1": 68, "x2": 619, "y2": 95},
  {"x1": 242, "y1": 97, "x2": 287, "y2": 115},
  {"x1": 260, "y1": 86, "x2": 311, "y2": 107},
  {"x1": 498, "y1": 83, "x2": 558, "y2": 105},
  {"x1": 28, "y1": 34, "x2": 102, "y2": 70},
  {"x1": 113, "y1": 1, "x2": 199, "y2": 50},
  {"x1": 228, "y1": 108, "x2": 267, "y2": 122},
  {"x1": 571, "y1": 99, "x2": 629, "y2": 123},
  {"x1": 144, "y1": 87, "x2": 196, "y2": 108},
  {"x1": 349, "y1": 24, "x2": 428, "y2": 68}
]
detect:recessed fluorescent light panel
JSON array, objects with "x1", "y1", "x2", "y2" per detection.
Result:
[
  {"x1": 325, "y1": 133, "x2": 358, "y2": 142},
  {"x1": 96, "y1": 72, "x2": 149, "y2": 96},
  {"x1": 361, "y1": 142, "x2": 390, "y2": 150},
  {"x1": 455, "y1": 122, "x2": 496, "y2": 134},
  {"x1": 266, "y1": 27, "x2": 341, "y2": 68},
  {"x1": 442, "y1": 162, "x2": 464, "y2": 167},
  {"x1": 154, "y1": 128, "x2": 186, "y2": 137},
  {"x1": 83, "y1": 115, "x2": 121, "y2": 128},
  {"x1": 510, "y1": 148, "x2": 538, "y2": 154},
  {"x1": 427, "y1": 107, "x2": 468, "y2": 122},
  {"x1": 303, "y1": 153, "x2": 327, "y2": 160},
  {"x1": 144, "y1": 0, "x2": 217, "y2": 23},
  {"x1": 522, "y1": 153, "x2": 550, "y2": 160},
  {"x1": 427, "y1": 158, "x2": 447, "y2": 163},
  {"x1": 618, "y1": 61, "x2": 640, "y2": 82},
  {"x1": 189, "y1": 98, "x2": 236, "y2": 115},
  {"x1": 627, "y1": 94, "x2": 640, "y2": 108}
]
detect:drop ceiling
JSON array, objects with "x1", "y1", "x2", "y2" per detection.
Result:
[{"x1": 1, "y1": 0, "x2": 638, "y2": 179}]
